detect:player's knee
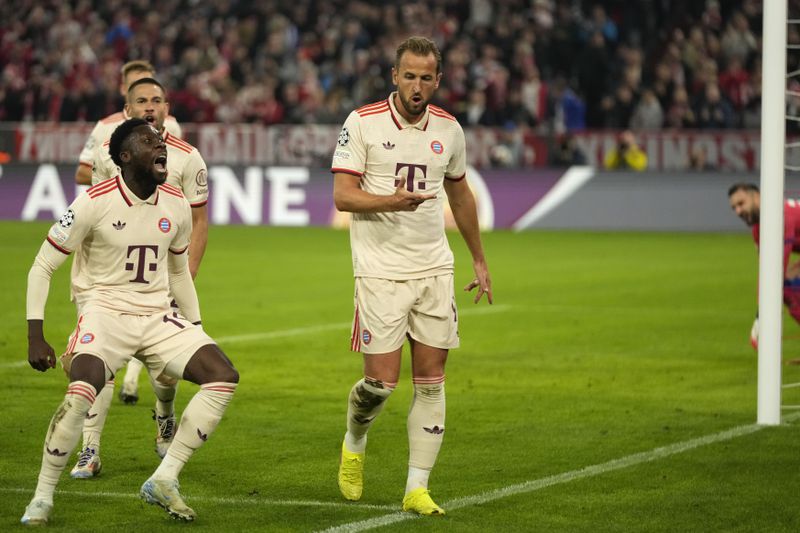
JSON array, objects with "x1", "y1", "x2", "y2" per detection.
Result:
[
  {"x1": 68, "y1": 353, "x2": 108, "y2": 392},
  {"x1": 351, "y1": 376, "x2": 394, "y2": 409}
]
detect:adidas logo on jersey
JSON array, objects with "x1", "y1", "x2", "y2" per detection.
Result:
[
  {"x1": 382, "y1": 141, "x2": 395, "y2": 150},
  {"x1": 113, "y1": 220, "x2": 126, "y2": 230}
]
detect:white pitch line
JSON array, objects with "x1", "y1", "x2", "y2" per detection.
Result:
[
  {"x1": 317, "y1": 412, "x2": 800, "y2": 533},
  {"x1": 0, "y1": 486, "x2": 395, "y2": 511},
  {"x1": 215, "y1": 304, "x2": 512, "y2": 344},
  {"x1": 0, "y1": 361, "x2": 28, "y2": 369}
]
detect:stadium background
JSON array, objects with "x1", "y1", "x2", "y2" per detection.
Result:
[{"x1": 4, "y1": 1, "x2": 800, "y2": 531}]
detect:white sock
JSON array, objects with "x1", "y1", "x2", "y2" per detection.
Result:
[
  {"x1": 122, "y1": 358, "x2": 144, "y2": 388},
  {"x1": 344, "y1": 377, "x2": 395, "y2": 453},
  {"x1": 406, "y1": 377, "x2": 445, "y2": 491},
  {"x1": 151, "y1": 378, "x2": 177, "y2": 419},
  {"x1": 81, "y1": 379, "x2": 114, "y2": 453},
  {"x1": 33, "y1": 382, "x2": 97, "y2": 504},
  {"x1": 405, "y1": 466, "x2": 432, "y2": 494},
  {"x1": 152, "y1": 382, "x2": 236, "y2": 480}
]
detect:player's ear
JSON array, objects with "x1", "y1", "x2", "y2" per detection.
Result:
[
  {"x1": 391, "y1": 66, "x2": 398, "y2": 86},
  {"x1": 120, "y1": 148, "x2": 131, "y2": 164},
  {"x1": 434, "y1": 72, "x2": 442, "y2": 89},
  {"x1": 124, "y1": 102, "x2": 131, "y2": 116}
]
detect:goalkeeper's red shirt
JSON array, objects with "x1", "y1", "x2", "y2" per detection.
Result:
[{"x1": 752, "y1": 198, "x2": 800, "y2": 275}]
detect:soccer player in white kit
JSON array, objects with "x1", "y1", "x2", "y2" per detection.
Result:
[
  {"x1": 74, "y1": 60, "x2": 183, "y2": 408},
  {"x1": 331, "y1": 36, "x2": 493, "y2": 515},
  {"x1": 69, "y1": 77, "x2": 210, "y2": 479},
  {"x1": 21, "y1": 119, "x2": 237, "y2": 526}
]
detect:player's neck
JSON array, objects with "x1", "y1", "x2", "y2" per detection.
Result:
[{"x1": 122, "y1": 170, "x2": 158, "y2": 200}]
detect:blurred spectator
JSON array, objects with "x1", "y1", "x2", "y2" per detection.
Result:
[
  {"x1": 550, "y1": 132, "x2": 588, "y2": 166},
  {"x1": 694, "y1": 82, "x2": 734, "y2": 129},
  {"x1": 688, "y1": 146, "x2": 716, "y2": 171},
  {"x1": 603, "y1": 130, "x2": 648, "y2": 171},
  {"x1": 630, "y1": 88, "x2": 664, "y2": 131}
]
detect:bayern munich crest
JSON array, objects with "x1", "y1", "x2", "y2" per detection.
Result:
[
  {"x1": 430, "y1": 140, "x2": 443, "y2": 154},
  {"x1": 361, "y1": 329, "x2": 372, "y2": 345},
  {"x1": 158, "y1": 217, "x2": 171, "y2": 233},
  {"x1": 80, "y1": 333, "x2": 95, "y2": 344}
]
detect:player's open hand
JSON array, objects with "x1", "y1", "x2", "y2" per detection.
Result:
[
  {"x1": 28, "y1": 337, "x2": 56, "y2": 372},
  {"x1": 464, "y1": 260, "x2": 493, "y2": 304},
  {"x1": 394, "y1": 176, "x2": 436, "y2": 211}
]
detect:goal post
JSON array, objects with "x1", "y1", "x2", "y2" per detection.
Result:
[{"x1": 758, "y1": 0, "x2": 788, "y2": 425}]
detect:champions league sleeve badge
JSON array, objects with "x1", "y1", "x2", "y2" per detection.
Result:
[
  {"x1": 59, "y1": 209, "x2": 75, "y2": 228},
  {"x1": 337, "y1": 127, "x2": 350, "y2": 147}
]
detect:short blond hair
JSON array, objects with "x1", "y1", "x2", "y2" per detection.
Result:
[{"x1": 121, "y1": 60, "x2": 155, "y2": 82}]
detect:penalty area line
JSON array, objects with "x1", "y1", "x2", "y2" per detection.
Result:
[
  {"x1": 317, "y1": 412, "x2": 800, "y2": 533},
  {"x1": 215, "y1": 304, "x2": 512, "y2": 344},
  {"x1": 0, "y1": 486, "x2": 396, "y2": 511}
]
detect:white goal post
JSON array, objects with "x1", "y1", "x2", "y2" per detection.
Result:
[{"x1": 758, "y1": 0, "x2": 787, "y2": 425}]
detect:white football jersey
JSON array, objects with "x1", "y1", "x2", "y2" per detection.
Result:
[
  {"x1": 48, "y1": 176, "x2": 192, "y2": 315},
  {"x1": 331, "y1": 92, "x2": 467, "y2": 280}
]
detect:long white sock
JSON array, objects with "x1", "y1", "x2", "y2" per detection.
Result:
[
  {"x1": 33, "y1": 381, "x2": 96, "y2": 503},
  {"x1": 122, "y1": 358, "x2": 144, "y2": 389},
  {"x1": 344, "y1": 377, "x2": 395, "y2": 454},
  {"x1": 81, "y1": 379, "x2": 114, "y2": 452},
  {"x1": 151, "y1": 377, "x2": 177, "y2": 419},
  {"x1": 152, "y1": 382, "x2": 236, "y2": 480},
  {"x1": 406, "y1": 377, "x2": 445, "y2": 493}
]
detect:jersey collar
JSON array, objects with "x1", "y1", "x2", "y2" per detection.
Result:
[
  {"x1": 388, "y1": 92, "x2": 430, "y2": 131},
  {"x1": 115, "y1": 175, "x2": 160, "y2": 206}
]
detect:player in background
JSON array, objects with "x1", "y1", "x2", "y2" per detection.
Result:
[
  {"x1": 69, "y1": 77, "x2": 209, "y2": 479},
  {"x1": 331, "y1": 36, "x2": 493, "y2": 516},
  {"x1": 21, "y1": 119, "x2": 237, "y2": 525},
  {"x1": 728, "y1": 182, "x2": 800, "y2": 346},
  {"x1": 75, "y1": 60, "x2": 182, "y2": 407}
]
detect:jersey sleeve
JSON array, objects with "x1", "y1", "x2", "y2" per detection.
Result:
[
  {"x1": 78, "y1": 122, "x2": 103, "y2": 166},
  {"x1": 180, "y1": 150, "x2": 209, "y2": 207},
  {"x1": 445, "y1": 123, "x2": 467, "y2": 180},
  {"x1": 170, "y1": 200, "x2": 193, "y2": 254},
  {"x1": 91, "y1": 142, "x2": 118, "y2": 185},
  {"x1": 331, "y1": 111, "x2": 366, "y2": 177},
  {"x1": 46, "y1": 193, "x2": 95, "y2": 255},
  {"x1": 165, "y1": 117, "x2": 183, "y2": 139}
]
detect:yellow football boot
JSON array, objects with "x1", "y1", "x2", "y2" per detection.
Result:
[
  {"x1": 338, "y1": 441, "x2": 364, "y2": 501},
  {"x1": 402, "y1": 488, "x2": 445, "y2": 516}
]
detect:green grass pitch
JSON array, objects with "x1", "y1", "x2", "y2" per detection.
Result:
[{"x1": 1, "y1": 221, "x2": 800, "y2": 532}]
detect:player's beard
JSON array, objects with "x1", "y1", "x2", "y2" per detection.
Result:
[{"x1": 398, "y1": 91, "x2": 428, "y2": 117}]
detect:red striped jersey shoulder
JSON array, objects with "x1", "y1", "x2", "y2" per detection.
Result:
[
  {"x1": 428, "y1": 105, "x2": 456, "y2": 121},
  {"x1": 159, "y1": 183, "x2": 185, "y2": 198},
  {"x1": 165, "y1": 133, "x2": 195, "y2": 154},
  {"x1": 356, "y1": 99, "x2": 389, "y2": 117},
  {"x1": 100, "y1": 112, "x2": 125, "y2": 124},
  {"x1": 87, "y1": 177, "x2": 119, "y2": 199}
]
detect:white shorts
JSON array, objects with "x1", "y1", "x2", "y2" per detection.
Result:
[
  {"x1": 63, "y1": 309, "x2": 214, "y2": 382},
  {"x1": 351, "y1": 274, "x2": 459, "y2": 354}
]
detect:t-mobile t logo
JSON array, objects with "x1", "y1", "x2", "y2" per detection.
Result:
[
  {"x1": 126, "y1": 245, "x2": 159, "y2": 283},
  {"x1": 394, "y1": 163, "x2": 427, "y2": 191}
]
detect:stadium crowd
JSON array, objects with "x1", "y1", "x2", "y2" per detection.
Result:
[{"x1": 0, "y1": 0, "x2": 782, "y2": 133}]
